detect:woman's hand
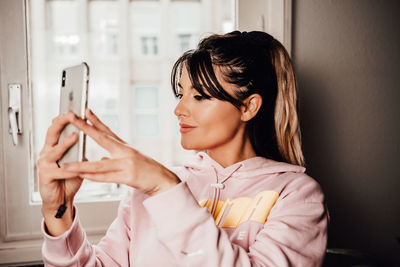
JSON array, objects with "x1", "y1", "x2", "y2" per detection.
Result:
[
  {"x1": 61, "y1": 109, "x2": 180, "y2": 196},
  {"x1": 38, "y1": 113, "x2": 83, "y2": 236}
]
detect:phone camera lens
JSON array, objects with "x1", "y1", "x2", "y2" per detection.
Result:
[{"x1": 62, "y1": 71, "x2": 66, "y2": 87}]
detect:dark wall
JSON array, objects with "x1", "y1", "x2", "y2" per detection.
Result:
[{"x1": 292, "y1": 0, "x2": 400, "y2": 265}]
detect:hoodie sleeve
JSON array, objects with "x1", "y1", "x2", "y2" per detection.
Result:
[
  {"x1": 143, "y1": 178, "x2": 328, "y2": 267},
  {"x1": 41, "y1": 191, "x2": 133, "y2": 267}
]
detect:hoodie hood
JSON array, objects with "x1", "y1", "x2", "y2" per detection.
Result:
[{"x1": 183, "y1": 152, "x2": 306, "y2": 180}]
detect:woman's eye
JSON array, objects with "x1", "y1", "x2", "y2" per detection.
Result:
[
  {"x1": 194, "y1": 95, "x2": 205, "y2": 101},
  {"x1": 176, "y1": 93, "x2": 183, "y2": 99}
]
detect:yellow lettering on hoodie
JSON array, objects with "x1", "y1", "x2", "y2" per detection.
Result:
[{"x1": 199, "y1": 190, "x2": 280, "y2": 228}]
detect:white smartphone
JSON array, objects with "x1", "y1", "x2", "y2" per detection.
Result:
[{"x1": 58, "y1": 62, "x2": 89, "y2": 164}]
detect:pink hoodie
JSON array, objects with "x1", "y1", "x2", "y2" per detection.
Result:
[{"x1": 42, "y1": 152, "x2": 328, "y2": 266}]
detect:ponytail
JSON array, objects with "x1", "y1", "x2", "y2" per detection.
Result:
[{"x1": 270, "y1": 40, "x2": 305, "y2": 166}]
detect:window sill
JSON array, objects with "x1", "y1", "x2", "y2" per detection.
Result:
[{"x1": 0, "y1": 233, "x2": 104, "y2": 265}]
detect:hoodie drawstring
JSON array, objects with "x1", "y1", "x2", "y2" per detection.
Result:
[
  {"x1": 209, "y1": 167, "x2": 219, "y2": 216},
  {"x1": 209, "y1": 164, "x2": 243, "y2": 218}
]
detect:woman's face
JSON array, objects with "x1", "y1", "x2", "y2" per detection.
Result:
[{"x1": 174, "y1": 67, "x2": 244, "y2": 151}]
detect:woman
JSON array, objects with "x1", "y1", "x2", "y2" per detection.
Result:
[{"x1": 39, "y1": 31, "x2": 328, "y2": 266}]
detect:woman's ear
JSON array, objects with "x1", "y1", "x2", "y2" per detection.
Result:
[{"x1": 240, "y1": 94, "x2": 262, "y2": 122}]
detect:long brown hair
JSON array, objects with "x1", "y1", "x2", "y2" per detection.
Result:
[{"x1": 171, "y1": 31, "x2": 305, "y2": 166}]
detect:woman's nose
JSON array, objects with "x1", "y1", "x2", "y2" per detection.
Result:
[{"x1": 174, "y1": 97, "x2": 189, "y2": 118}]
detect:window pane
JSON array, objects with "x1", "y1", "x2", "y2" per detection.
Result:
[
  {"x1": 135, "y1": 87, "x2": 158, "y2": 109},
  {"x1": 29, "y1": 0, "x2": 235, "y2": 200},
  {"x1": 47, "y1": 0, "x2": 80, "y2": 57},
  {"x1": 30, "y1": 0, "x2": 124, "y2": 201},
  {"x1": 88, "y1": 0, "x2": 121, "y2": 136},
  {"x1": 89, "y1": 1, "x2": 119, "y2": 57},
  {"x1": 170, "y1": 1, "x2": 202, "y2": 30},
  {"x1": 130, "y1": 1, "x2": 161, "y2": 58},
  {"x1": 178, "y1": 33, "x2": 191, "y2": 53},
  {"x1": 135, "y1": 114, "x2": 159, "y2": 137}
]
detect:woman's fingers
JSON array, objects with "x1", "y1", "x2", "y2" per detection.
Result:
[
  {"x1": 60, "y1": 158, "x2": 125, "y2": 173},
  {"x1": 79, "y1": 171, "x2": 125, "y2": 184},
  {"x1": 46, "y1": 133, "x2": 79, "y2": 162},
  {"x1": 68, "y1": 113, "x2": 121, "y2": 153},
  {"x1": 85, "y1": 109, "x2": 126, "y2": 144},
  {"x1": 39, "y1": 167, "x2": 80, "y2": 181},
  {"x1": 44, "y1": 113, "x2": 72, "y2": 146}
]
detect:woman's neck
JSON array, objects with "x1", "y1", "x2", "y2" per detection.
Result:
[{"x1": 207, "y1": 134, "x2": 256, "y2": 168}]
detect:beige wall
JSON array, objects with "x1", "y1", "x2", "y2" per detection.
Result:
[{"x1": 292, "y1": 0, "x2": 400, "y2": 265}]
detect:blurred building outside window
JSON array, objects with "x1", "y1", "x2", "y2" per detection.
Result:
[
  {"x1": 140, "y1": 36, "x2": 158, "y2": 55},
  {"x1": 134, "y1": 86, "x2": 159, "y2": 137},
  {"x1": 177, "y1": 33, "x2": 192, "y2": 53},
  {"x1": 29, "y1": 0, "x2": 234, "y2": 202}
]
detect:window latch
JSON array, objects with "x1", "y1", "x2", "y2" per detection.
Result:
[{"x1": 8, "y1": 84, "x2": 22, "y2": 146}]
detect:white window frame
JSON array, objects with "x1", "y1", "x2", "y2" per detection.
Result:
[
  {"x1": 0, "y1": 0, "x2": 292, "y2": 264},
  {"x1": 236, "y1": 0, "x2": 292, "y2": 54}
]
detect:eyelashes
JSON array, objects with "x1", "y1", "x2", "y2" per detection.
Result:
[
  {"x1": 193, "y1": 95, "x2": 206, "y2": 101},
  {"x1": 176, "y1": 93, "x2": 208, "y2": 101}
]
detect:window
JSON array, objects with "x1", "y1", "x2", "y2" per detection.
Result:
[
  {"x1": 177, "y1": 33, "x2": 192, "y2": 53},
  {"x1": 140, "y1": 36, "x2": 158, "y2": 55},
  {"x1": 130, "y1": 0, "x2": 161, "y2": 59},
  {"x1": 30, "y1": 0, "x2": 125, "y2": 201},
  {"x1": 47, "y1": 0, "x2": 80, "y2": 57},
  {"x1": 0, "y1": 0, "x2": 292, "y2": 264},
  {"x1": 29, "y1": 0, "x2": 238, "y2": 228},
  {"x1": 89, "y1": 1, "x2": 120, "y2": 57},
  {"x1": 133, "y1": 86, "x2": 159, "y2": 137},
  {"x1": 171, "y1": 0, "x2": 201, "y2": 56}
]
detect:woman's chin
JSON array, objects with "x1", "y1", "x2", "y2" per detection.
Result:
[
  {"x1": 180, "y1": 140, "x2": 202, "y2": 151},
  {"x1": 181, "y1": 143, "x2": 196, "y2": 150}
]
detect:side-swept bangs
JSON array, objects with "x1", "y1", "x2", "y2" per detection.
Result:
[{"x1": 171, "y1": 49, "x2": 243, "y2": 109}]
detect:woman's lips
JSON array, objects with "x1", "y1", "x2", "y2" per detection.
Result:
[{"x1": 179, "y1": 123, "x2": 196, "y2": 133}]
